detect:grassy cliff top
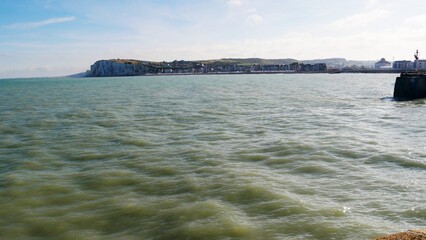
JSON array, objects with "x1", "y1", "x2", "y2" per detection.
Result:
[
  {"x1": 109, "y1": 58, "x2": 300, "y2": 66},
  {"x1": 110, "y1": 59, "x2": 144, "y2": 64},
  {"x1": 200, "y1": 58, "x2": 299, "y2": 66}
]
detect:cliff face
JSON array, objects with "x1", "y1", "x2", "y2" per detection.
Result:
[
  {"x1": 89, "y1": 60, "x2": 150, "y2": 77},
  {"x1": 85, "y1": 58, "x2": 333, "y2": 77}
]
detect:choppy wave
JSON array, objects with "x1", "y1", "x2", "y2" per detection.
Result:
[{"x1": 0, "y1": 74, "x2": 425, "y2": 239}]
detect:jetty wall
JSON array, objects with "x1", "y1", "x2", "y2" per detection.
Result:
[{"x1": 394, "y1": 73, "x2": 426, "y2": 100}]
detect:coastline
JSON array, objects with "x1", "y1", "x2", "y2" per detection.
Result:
[
  {"x1": 82, "y1": 69, "x2": 402, "y2": 78},
  {"x1": 146, "y1": 69, "x2": 402, "y2": 75},
  {"x1": 0, "y1": 70, "x2": 402, "y2": 80},
  {"x1": 55, "y1": 58, "x2": 409, "y2": 78}
]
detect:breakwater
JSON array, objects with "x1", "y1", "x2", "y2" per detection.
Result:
[{"x1": 394, "y1": 72, "x2": 426, "y2": 100}]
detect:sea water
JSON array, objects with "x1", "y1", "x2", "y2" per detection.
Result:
[{"x1": 0, "y1": 74, "x2": 425, "y2": 239}]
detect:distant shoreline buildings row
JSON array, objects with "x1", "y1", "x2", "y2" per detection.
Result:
[{"x1": 375, "y1": 57, "x2": 426, "y2": 71}]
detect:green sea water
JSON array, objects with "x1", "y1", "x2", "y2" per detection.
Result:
[{"x1": 0, "y1": 74, "x2": 425, "y2": 239}]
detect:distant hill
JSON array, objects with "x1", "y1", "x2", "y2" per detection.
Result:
[
  {"x1": 301, "y1": 58, "x2": 375, "y2": 68},
  {"x1": 200, "y1": 57, "x2": 375, "y2": 68},
  {"x1": 203, "y1": 58, "x2": 299, "y2": 66}
]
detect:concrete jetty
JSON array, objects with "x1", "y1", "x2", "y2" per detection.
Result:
[{"x1": 394, "y1": 72, "x2": 426, "y2": 100}]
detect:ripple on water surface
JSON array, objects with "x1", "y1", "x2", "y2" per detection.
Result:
[{"x1": 0, "y1": 74, "x2": 425, "y2": 239}]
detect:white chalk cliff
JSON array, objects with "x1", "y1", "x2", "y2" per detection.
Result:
[{"x1": 89, "y1": 60, "x2": 150, "y2": 77}]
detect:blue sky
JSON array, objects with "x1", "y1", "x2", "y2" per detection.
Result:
[{"x1": 1, "y1": 0, "x2": 426, "y2": 78}]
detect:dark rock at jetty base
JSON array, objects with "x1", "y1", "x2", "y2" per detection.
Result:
[
  {"x1": 394, "y1": 72, "x2": 426, "y2": 100},
  {"x1": 374, "y1": 229, "x2": 426, "y2": 240}
]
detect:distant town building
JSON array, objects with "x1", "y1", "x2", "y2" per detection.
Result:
[
  {"x1": 393, "y1": 60, "x2": 413, "y2": 70},
  {"x1": 375, "y1": 58, "x2": 391, "y2": 69},
  {"x1": 414, "y1": 60, "x2": 426, "y2": 70},
  {"x1": 300, "y1": 63, "x2": 327, "y2": 72}
]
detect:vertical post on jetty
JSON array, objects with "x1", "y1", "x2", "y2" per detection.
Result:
[{"x1": 414, "y1": 50, "x2": 419, "y2": 72}]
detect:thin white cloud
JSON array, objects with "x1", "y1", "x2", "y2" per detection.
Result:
[
  {"x1": 243, "y1": 8, "x2": 263, "y2": 25},
  {"x1": 247, "y1": 14, "x2": 263, "y2": 25},
  {"x1": 34, "y1": 0, "x2": 55, "y2": 8},
  {"x1": 405, "y1": 14, "x2": 426, "y2": 26},
  {"x1": 7, "y1": 16, "x2": 76, "y2": 30},
  {"x1": 365, "y1": 0, "x2": 379, "y2": 8},
  {"x1": 227, "y1": 0, "x2": 243, "y2": 7},
  {"x1": 327, "y1": 9, "x2": 389, "y2": 30}
]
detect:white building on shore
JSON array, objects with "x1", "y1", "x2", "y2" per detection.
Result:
[{"x1": 375, "y1": 58, "x2": 391, "y2": 69}]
